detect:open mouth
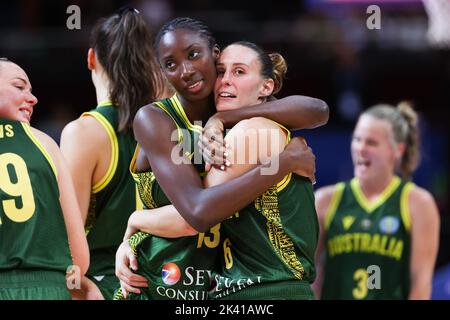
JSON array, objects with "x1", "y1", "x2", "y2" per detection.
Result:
[
  {"x1": 19, "y1": 107, "x2": 32, "y2": 121},
  {"x1": 187, "y1": 80, "x2": 203, "y2": 93},
  {"x1": 217, "y1": 92, "x2": 236, "y2": 99},
  {"x1": 356, "y1": 158, "x2": 371, "y2": 169}
]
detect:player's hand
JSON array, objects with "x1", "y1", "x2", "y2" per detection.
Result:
[
  {"x1": 115, "y1": 240, "x2": 148, "y2": 298},
  {"x1": 83, "y1": 278, "x2": 104, "y2": 300},
  {"x1": 82, "y1": 276, "x2": 105, "y2": 300},
  {"x1": 283, "y1": 136, "x2": 316, "y2": 184},
  {"x1": 69, "y1": 276, "x2": 104, "y2": 300},
  {"x1": 199, "y1": 115, "x2": 230, "y2": 172}
]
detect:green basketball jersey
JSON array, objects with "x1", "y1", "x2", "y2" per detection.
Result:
[
  {"x1": 321, "y1": 176, "x2": 413, "y2": 300},
  {"x1": 0, "y1": 118, "x2": 72, "y2": 273},
  {"x1": 210, "y1": 128, "x2": 319, "y2": 300},
  {"x1": 82, "y1": 102, "x2": 140, "y2": 278},
  {"x1": 124, "y1": 94, "x2": 219, "y2": 300}
]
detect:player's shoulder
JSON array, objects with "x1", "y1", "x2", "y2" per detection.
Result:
[
  {"x1": 135, "y1": 103, "x2": 171, "y2": 124},
  {"x1": 235, "y1": 117, "x2": 280, "y2": 130},
  {"x1": 314, "y1": 183, "x2": 345, "y2": 221},
  {"x1": 28, "y1": 126, "x2": 62, "y2": 164},
  {"x1": 63, "y1": 114, "x2": 106, "y2": 136},
  {"x1": 134, "y1": 103, "x2": 177, "y2": 139},
  {"x1": 228, "y1": 117, "x2": 285, "y2": 140},
  {"x1": 29, "y1": 126, "x2": 58, "y2": 149},
  {"x1": 406, "y1": 184, "x2": 440, "y2": 227},
  {"x1": 315, "y1": 183, "x2": 341, "y2": 201},
  {"x1": 61, "y1": 114, "x2": 111, "y2": 148},
  {"x1": 407, "y1": 184, "x2": 438, "y2": 213}
]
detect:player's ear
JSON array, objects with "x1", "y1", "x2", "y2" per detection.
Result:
[
  {"x1": 259, "y1": 78, "x2": 274, "y2": 98},
  {"x1": 395, "y1": 142, "x2": 405, "y2": 160},
  {"x1": 87, "y1": 48, "x2": 96, "y2": 70},
  {"x1": 212, "y1": 45, "x2": 220, "y2": 62}
]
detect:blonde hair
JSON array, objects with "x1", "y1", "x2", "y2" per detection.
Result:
[
  {"x1": 363, "y1": 101, "x2": 420, "y2": 179},
  {"x1": 269, "y1": 53, "x2": 287, "y2": 95}
]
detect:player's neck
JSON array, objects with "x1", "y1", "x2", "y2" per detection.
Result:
[
  {"x1": 95, "y1": 85, "x2": 110, "y2": 105},
  {"x1": 358, "y1": 172, "x2": 395, "y2": 201},
  {"x1": 178, "y1": 94, "x2": 215, "y2": 124},
  {"x1": 92, "y1": 71, "x2": 111, "y2": 104}
]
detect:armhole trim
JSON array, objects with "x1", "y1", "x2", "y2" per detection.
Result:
[
  {"x1": 324, "y1": 182, "x2": 345, "y2": 231},
  {"x1": 81, "y1": 111, "x2": 119, "y2": 194},
  {"x1": 21, "y1": 122, "x2": 58, "y2": 180},
  {"x1": 400, "y1": 182, "x2": 415, "y2": 232}
]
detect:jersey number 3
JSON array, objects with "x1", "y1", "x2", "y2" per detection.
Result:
[
  {"x1": 352, "y1": 268, "x2": 369, "y2": 300},
  {"x1": 0, "y1": 153, "x2": 36, "y2": 224}
]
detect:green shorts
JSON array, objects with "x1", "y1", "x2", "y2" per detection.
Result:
[
  {"x1": 215, "y1": 280, "x2": 314, "y2": 300},
  {"x1": 0, "y1": 270, "x2": 71, "y2": 300},
  {"x1": 113, "y1": 287, "x2": 149, "y2": 300},
  {"x1": 87, "y1": 274, "x2": 121, "y2": 300}
]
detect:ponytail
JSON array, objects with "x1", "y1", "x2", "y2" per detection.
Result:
[
  {"x1": 90, "y1": 9, "x2": 165, "y2": 132},
  {"x1": 397, "y1": 101, "x2": 420, "y2": 179}
]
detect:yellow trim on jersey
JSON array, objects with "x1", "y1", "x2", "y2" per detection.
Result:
[
  {"x1": 129, "y1": 144, "x2": 158, "y2": 209},
  {"x1": 265, "y1": 119, "x2": 291, "y2": 144},
  {"x1": 21, "y1": 122, "x2": 58, "y2": 178},
  {"x1": 258, "y1": 187, "x2": 305, "y2": 280},
  {"x1": 129, "y1": 145, "x2": 140, "y2": 182},
  {"x1": 135, "y1": 184, "x2": 144, "y2": 210},
  {"x1": 276, "y1": 173, "x2": 292, "y2": 193},
  {"x1": 154, "y1": 100, "x2": 184, "y2": 143},
  {"x1": 97, "y1": 99, "x2": 113, "y2": 107},
  {"x1": 21, "y1": 123, "x2": 58, "y2": 179},
  {"x1": 81, "y1": 111, "x2": 119, "y2": 194},
  {"x1": 128, "y1": 231, "x2": 150, "y2": 257},
  {"x1": 266, "y1": 120, "x2": 292, "y2": 193},
  {"x1": 170, "y1": 94, "x2": 203, "y2": 133},
  {"x1": 350, "y1": 176, "x2": 401, "y2": 213},
  {"x1": 324, "y1": 182, "x2": 345, "y2": 231},
  {"x1": 400, "y1": 182, "x2": 414, "y2": 232}
]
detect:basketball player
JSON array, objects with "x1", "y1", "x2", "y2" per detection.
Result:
[
  {"x1": 115, "y1": 18, "x2": 325, "y2": 300},
  {"x1": 314, "y1": 102, "x2": 440, "y2": 299},
  {"x1": 59, "y1": 8, "x2": 167, "y2": 299},
  {"x1": 0, "y1": 58, "x2": 89, "y2": 299}
]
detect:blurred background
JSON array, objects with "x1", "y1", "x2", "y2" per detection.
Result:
[{"x1": 1, "y1": 0, "x2": 448, "y2": 298}]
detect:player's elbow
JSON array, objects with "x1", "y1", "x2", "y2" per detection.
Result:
[
  {"x1": 176, "y1": 211, "x2": 199, "y2": 236},
  {"x1": 288, "y1": 95, "x2": 329, "y2": 129},
  {"x1": 188, "y1": 216, "x2": 210, "y2": 234},
  {"x1": 183, "y1": 222, "x2": 199, "y2": 236},
  {"x1": 310, "y1": 97, "x2": 329, "y2": 127},
  {"x1": 187, "y1": 204, "x2": 214, "y2": 233}
]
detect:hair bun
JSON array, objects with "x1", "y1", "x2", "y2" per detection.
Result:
[{"x1": 269, "y1": 53, "x2": 287, "y2": 95}]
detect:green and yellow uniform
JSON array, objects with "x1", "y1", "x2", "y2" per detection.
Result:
[
  {"x1": 0, "y1": 118, "x2": 72, "y2": 300},
  {"x1": 210, "y1": 127, "x2": 319, "y2": 300},
  {"x1": 82, "y1": 101, "x2": 141, "y2": 299},
  {"x1": 115, "y1": 94, "x2": 219, "y2": 300},
  {"x1": 321, "y1": 176, "x2": 413, "y2": 299}
]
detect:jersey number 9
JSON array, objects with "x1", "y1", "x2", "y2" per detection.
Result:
[{"x1": 0, "y1": 153, "x2": 36, "y2": 224}]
